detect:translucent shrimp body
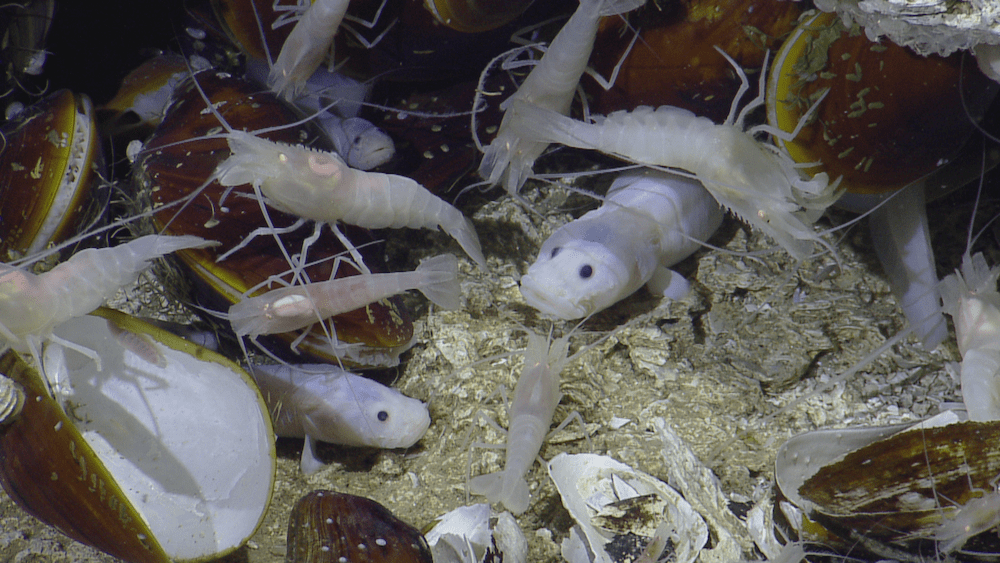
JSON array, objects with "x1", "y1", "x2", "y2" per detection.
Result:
[
  {"x1": 213, "y1": 131, "x2": 486, "y2": 268},
  {"x1": 229, "y1": 254, "x2": 461, "y2": 338},
  {"x1": 268, "y1": 0, "x2": 350, "y2": 101},
  {"x1": 0, "y1": 235, "x2": 214, "y2": 360},
  {"x1": 478, "y1": 0, "x2": 645, "y2": 194},
  {"x1": 507, "y1": 100, "x2": 842, "y2": 261},
  {"x1": 470, "y1": 332, "x2": 571, "y2": 514},
  {"x1": 520, "y1": 169, "x2": 722, "y2": 319},
  {"x1": 250, "y1": 363, "x2": 430, "y2": 473},
  {"x1": 939, "y1": 252, "x2": 1000, "y2": 421}
]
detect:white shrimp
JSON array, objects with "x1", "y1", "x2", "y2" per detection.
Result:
[
  {"x1": 939, "y1": 252, "x2": 1000, "y2": 421},
  {"x1": 477, "y1": 0, "x2": 645, "y2": 194},
  {"x1": 229, "y1": 253, "x2": 460, "y2": 338},
  {"x1": 268, "y1": 0, "x2": 350, "y2": 101},
  {"x1": 520, "y1": 169, "x2": 722, "y2": 319},
  {"x1": 250, "y1": 363, "x2": 430, "y2": 473},
  {"x1": 212, "y1": 129, "x2": 486, "y2": 268},
  {"x1": 469, "y1": 331, "x2": 574, "y2": 514},
  {"x1": 503, "y1": 68, "x2": 843, "y2": 262},
  {"x1": 0, "y1": 235, "x2": 215, "y2": 368}
]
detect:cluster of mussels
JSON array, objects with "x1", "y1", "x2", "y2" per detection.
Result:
[{"x1": 2, "y1": 1, "x2": 1000, "y2": 563}]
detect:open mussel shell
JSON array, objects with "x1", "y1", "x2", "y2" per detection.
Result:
[
  {"x1": 131, "y1": 70, "x2": 414, "y2": 367},
  {"x1": 0, "y1": 308, "x2": 276, "y2": 563},
  {"x1": 0, "y1": 89, "x2": 106, "y2": 261},
  {"x1": 776, "y1": 413, "x2": 1000, "y2": 559},
  {"x1": 287, "y1": 490, "x2": 432, "y2": 563},
  {"x1": 767, "y1": 11, "x2": 999, "y2": 196}
]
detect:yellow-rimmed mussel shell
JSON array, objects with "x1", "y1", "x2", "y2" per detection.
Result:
[
  {"x1": 0, "y1": 307, "x2": 276, "y2": 563},
  {"x1": 0, "y1": 89, "x2": 106, "y2": 261},
  {"x1": 767, "y1": 11, "x2": 998, "y2": 197}
]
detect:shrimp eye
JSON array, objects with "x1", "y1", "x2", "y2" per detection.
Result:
[
  {"x1": 579, "y1": 265, "x2": 593, "y2": 279},
  {"x1": 377, "y1": 410, "x2": 389, "y2": 422},
  {"x1": 550, "y1": 247, "x2": 562, "y2": 258}
]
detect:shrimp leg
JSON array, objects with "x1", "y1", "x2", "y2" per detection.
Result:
[{"x1": 213, "y1": 131, "x2": 486, "y2": 268}]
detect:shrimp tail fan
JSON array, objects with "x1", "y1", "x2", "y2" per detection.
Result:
[
  {"x1": 415, "y1": 254, "x2": 461, "y2": 310},
  {"x1": 470, "y1": 472, "x2": 530, "y2": 514},
  {"x1": 941, "y1": 252, "x2": 1000, "y2": 316}
]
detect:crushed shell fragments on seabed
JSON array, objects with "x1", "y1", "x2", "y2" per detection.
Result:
[{"x1": 548, "y1": 452, "x2": 708, "y2": 563}]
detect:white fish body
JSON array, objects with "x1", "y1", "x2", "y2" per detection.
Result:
[
  {"x1": 251, "y1": 363, "x2": 431, "y2": 473},
  {"x1": 520, "y1": 170, "x2": 722, "y2": 319}
]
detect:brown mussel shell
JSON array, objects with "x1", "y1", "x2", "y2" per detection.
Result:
[
  {"x1": 588, "y1": 0, "x2": 803, "y2": 123},
  {"x1": 287, "y1": 490, "x2": 432, "y2": 563},
  {"x1": 0, "y1": 308, "x2": 275, "y2": 563},
  {"x1": 98, "y1": 53, "x2": 191, "y2": 139},
  {"x1": 0, "y1": 89, "x2": 106, "y2": 261},
  {"x1": 768, "y1": 11, "x2": 999, "y2": 195},
  {"x1": 210, "y1": 0, "x2": 298, "y2": 63},
  {"x1": 131, "y1": 70, "x2": 414, "y2": 367},
  {"x1": 0, "y1": 317, "x2": 171, "y2": 563},
  {"x1": 777, "y1": 419, "x2": 1000, "y2": 559}
]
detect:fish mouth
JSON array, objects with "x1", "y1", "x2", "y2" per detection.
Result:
[{"x1": 519, "y1": 276, "x2": 586, "y2": 320}]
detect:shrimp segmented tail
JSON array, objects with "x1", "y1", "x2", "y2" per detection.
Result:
[
  {"x1": 214, "y1": 131, "x2": 486, "y2": 268},
  {"x1": 506, "y1": 100, "x2": 842, "y2": 261},
  {"x1": 268, "y1": 0, "x2": 350, "y2": 101}
]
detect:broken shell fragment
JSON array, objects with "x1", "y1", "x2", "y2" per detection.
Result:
[
  {"x1": 548, "y1": 453, "x2": 707, "y2": 563},
  {"x1": 425, "y1": 504, "x2": 527, "y2": 563},
  {"x1": 0, "y1": 308, "x2": 275, "y2": 563},
  {"x1": 287, "y1": 490, "x2": 432, "y2": 563}
]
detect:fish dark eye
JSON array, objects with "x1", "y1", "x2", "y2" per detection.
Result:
[
  {"x1": 550, "y1": 247, "x2": 561, "y2": 258},
  {"x1": 377, "y1": 411, "x2": 389, "y2": 422},
  {"x1": 579, "y1": 264, "x2": 593, "y2": 279}
]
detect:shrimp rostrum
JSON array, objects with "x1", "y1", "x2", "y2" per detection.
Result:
[{"x1": 502, "y1": 53, "x2": 844, "y2": 262}]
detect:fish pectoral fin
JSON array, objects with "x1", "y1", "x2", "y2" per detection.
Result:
[
  {"x1": 299, "y1": 434, "x2": 326, "y2": 475},
  {"x1": 648, "y1": 267, "x2": 690, "y2": 300}
]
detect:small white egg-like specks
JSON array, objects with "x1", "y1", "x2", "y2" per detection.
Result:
[{"x1": 375, "y1": 538, "x2": 387, "y2": 547}]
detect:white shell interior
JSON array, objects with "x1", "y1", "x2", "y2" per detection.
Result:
[
  {"x1": 44, "y1": 315, "x2": 275, "y2": 561},
  {"x1": 548, "y1": 453, "x2": 707, "y2": 563}
]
